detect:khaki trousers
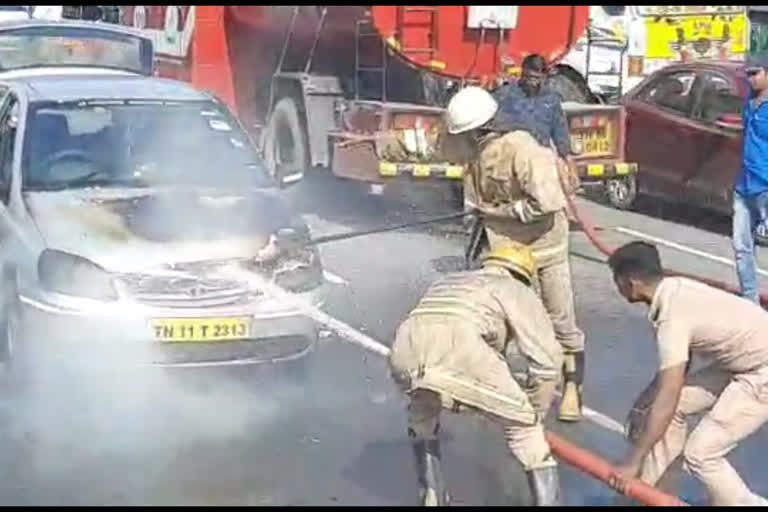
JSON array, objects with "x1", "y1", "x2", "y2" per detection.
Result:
[
  {"x1": 636, "y1": 365, "x2": 768, "y2": 506},
  {"x1": 407, "y1": 388, "x2": 554, "y2": 471}
]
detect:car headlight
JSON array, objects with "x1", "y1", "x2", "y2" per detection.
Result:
[
  {"x1": 250, "y1": 227, "x2": 324, "y2": 293},
  {"x1": 37, "y1": 249, "x2": 118, "y2": 301}
]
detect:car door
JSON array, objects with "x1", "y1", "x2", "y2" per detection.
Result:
[
  {"x1": 0, "y1": 88, "x2": 15, "y2": 244},
  {"x1": 0, "y1": 90, "x2": 21, "y2": 288},
  {"x1": 0, "y1": 91, "x2": 36, "y2": 289},
  {"x1": 624, "y1": 68, "x2": 700, "y2": 199},
  {"x1": 686, "y1": 71, "x2": 744, "y2": 215}
]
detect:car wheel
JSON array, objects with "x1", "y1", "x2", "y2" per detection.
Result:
[
  {"x1": 606, "y1": 175, "x2": 637, "y2": 210},
  {"x1": 263, "y1": 97, "x2": 308, "y2": 186}
]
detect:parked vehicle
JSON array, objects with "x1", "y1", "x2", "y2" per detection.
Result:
[
  {"x1": 0, "y1": 73, "x2": 328, "y2": 375},
  {"x1": 619, "y1": 60, "x2": 745, "y2": 213},
  {"x1": 0, "y1": 19, "x2": 154, "y2": 78},
  {"x1": 100, "y1": 6, "x2": 636, "y2": 195}
]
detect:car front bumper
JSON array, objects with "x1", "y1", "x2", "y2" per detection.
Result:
[{"x1": 18, "y1": 280, "x2": 330, "y2": 368}]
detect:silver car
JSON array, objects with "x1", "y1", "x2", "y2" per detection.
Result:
[{"x1": 0, "y1": 74, "x2": 329, "y2": 372}]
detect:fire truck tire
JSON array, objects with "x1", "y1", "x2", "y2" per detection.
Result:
[
  {"x1": 264, "y1": 97, "x2": 308, "y2": 185},
  {"x1": 606, "y1": 175, "x2": 637, "y2": 210},
  {"x1": 548, "y1": 69, "x2": 594, "y2": 104}
]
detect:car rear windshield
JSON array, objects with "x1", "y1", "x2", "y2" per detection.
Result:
[
  {"x1": 0, "y1": 25, "x2": 153, "y2": 75},
  {"x1": 22, "y1": 100, "x2": 272, "y2": 191}
]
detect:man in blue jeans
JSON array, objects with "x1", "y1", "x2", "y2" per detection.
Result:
[{"x1": 734, "y1": 54, "x2": 768, "y2": 305}]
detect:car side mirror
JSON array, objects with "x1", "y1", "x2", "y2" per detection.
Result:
[{"x1": 715, "y1": 114, "x2": 742, "y2": 132}]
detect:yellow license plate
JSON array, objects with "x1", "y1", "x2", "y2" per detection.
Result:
[
  {"x1": 152, "y1": 317, "x2": 251, "y2": 342},
  {"x1": 582, "y1": 127, "x2": 612, "y2": 156}
]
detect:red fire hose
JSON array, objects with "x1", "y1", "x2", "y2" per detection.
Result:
[
  {"x1": 545, "y1": 431, "x2": 689, "y2": 506},
  {"x1": 563, "y1": 186, "x2": 768, "y2": 307}
]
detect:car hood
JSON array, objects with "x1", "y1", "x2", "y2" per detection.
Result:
[{"x1": 24, "y1": 186, "x2": 300, "y2": 273}]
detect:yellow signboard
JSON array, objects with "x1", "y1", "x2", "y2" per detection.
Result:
[{"x1": 645, "y1": 12, "x2": 747, "y2": 59}]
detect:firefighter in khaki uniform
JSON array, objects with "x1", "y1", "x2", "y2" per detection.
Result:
[
  {"x1": 446, "y1": 82, "x2": 586, "y2": 423},
  {"x1": 607, "y1": 241, "x2": 768, "y2": 506},
  {"x1": 389, "y1": 243, "x2": 563, "y2": 506}
]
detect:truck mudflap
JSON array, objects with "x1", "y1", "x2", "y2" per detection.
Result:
[{"x1": 378, "y1": 162, "x2": 464, "y2": 180}]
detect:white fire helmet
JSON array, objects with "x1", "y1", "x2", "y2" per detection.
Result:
[{"x1": 445, "y1": 86, "x2": 499, "y2": 135}]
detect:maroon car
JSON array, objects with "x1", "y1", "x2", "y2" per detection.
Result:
[{"x1": 618, "y1": 60, "x2": 746, "y2": 214}]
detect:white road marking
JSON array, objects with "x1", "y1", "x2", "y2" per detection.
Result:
[
  {"x1": 323, "y1": 271, "x2": 348, "y2": 285},
  {"x1": 218, "y1": 266, "x2": 626, "y2": 436},
  {"x1": 582, "y1": 402, "x2": 625, "y2": 435},
  {"x1": 613, "y1": 226, "x2": 768, "y2": 278},
  {"x1": 217, "y1": 267, "x2": 391, "y2": 358},
  {"x1": 281, "y1": 172, "x2": 304, "y2": 184}
]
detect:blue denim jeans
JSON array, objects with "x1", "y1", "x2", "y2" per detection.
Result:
[{"x1": 732, "y1": 191, "x2": 768, "y2": 304}]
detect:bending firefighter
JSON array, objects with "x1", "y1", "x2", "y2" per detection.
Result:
[
  {"x1": 450, "y1": 61, "x2": 587, "y2": 422},
  {"x1": 389, "y1": 243, "x2": 563, "y2": 506},
  {"x1": 608, "y1": 242, "x2": 768, "y2": 506}
]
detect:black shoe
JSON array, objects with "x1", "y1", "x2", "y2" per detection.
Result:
[{"x1": 526, "y1": 464, "x2": 561, "y2": 506}]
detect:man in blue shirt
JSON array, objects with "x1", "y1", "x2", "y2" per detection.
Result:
[
  {"x1": 734, "y1": 54, "x2": 768, "y2": 304},
  {"x1": 492, "y1": 55, "x2": 573, "y2": 165}
]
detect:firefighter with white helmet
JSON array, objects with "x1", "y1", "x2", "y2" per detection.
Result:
[
  {"x1": 389, "y1": 241, "x2": 563, "y2": 506},
  {"x1": 447, "y1": 77, "x2": 587, "y2": 424}
]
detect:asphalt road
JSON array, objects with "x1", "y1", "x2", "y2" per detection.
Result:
[{"x1": 1, "y1": 173, "x2": 767, "y2": 505}]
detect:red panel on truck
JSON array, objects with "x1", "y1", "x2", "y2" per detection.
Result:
[{"x1": 370, "y1": 6, "x2": 589, "y2": 80}]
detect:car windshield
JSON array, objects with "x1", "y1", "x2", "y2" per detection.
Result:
[
  {"x1": 0, "y1": 25, "x2": 152, "y2": 75},
  {"x1": 22, "y1": 100, "x2": 273, "y2": 191}
]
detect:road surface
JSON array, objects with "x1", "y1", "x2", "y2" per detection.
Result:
[{"x1": 0, "y1": 174, "x2": 766, "y2": 505}]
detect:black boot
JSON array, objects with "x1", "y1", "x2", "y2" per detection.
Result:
[
  {"x1": 411, "y1": 431, "x2": 449, "y2": 506},
  {"x1": 526, "y1": 464, "x2": 561, "y2": 506},
  {"x1": 558, "y1": 351, "x2": 584, "y2": 422}
]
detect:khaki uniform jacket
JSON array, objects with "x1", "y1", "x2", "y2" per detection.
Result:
[
  {"x1": 389, "y1": 266, "x2": 563, "y2": 425},
  {"x1": 463, "y1": 130, "x2": 569, "y2": 267}
]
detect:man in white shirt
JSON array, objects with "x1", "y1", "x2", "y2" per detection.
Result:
[{"x1": 606, "y1": 241, "x2": 768, "y2": 506}]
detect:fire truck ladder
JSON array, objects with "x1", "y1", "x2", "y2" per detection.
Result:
[
  {"x1": 396, "y1": 6, "x2": 440, "y2": 61},
  {"x1": 355, "y1": 16, "x2": 388, "y2": 101}
]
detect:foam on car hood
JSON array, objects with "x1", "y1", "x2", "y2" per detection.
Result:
[{"x1": 24, "y1": 186, "x2": 299, "y2": 273}]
